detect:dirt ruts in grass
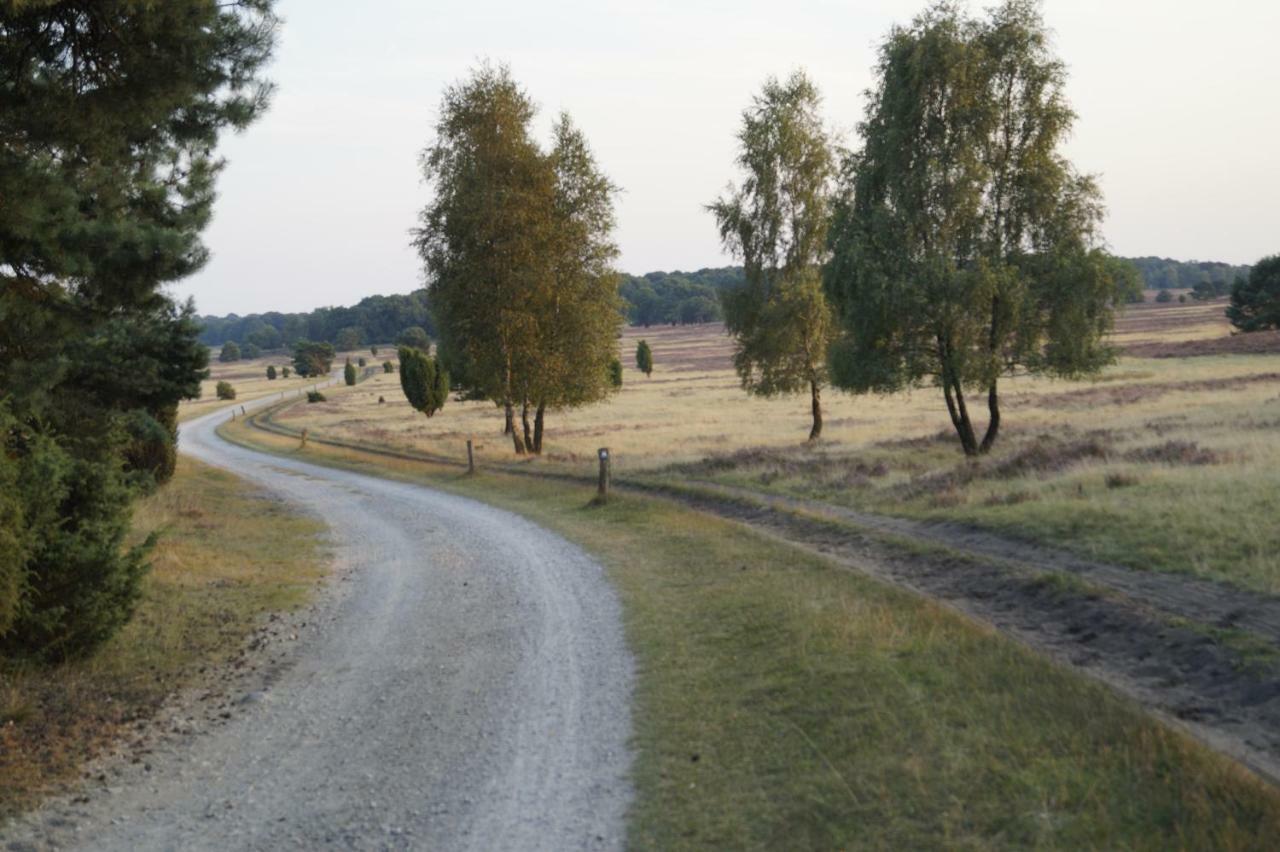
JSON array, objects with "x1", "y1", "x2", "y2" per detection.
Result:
[
  {"x1": 634, "y1": 479, "x2": 1280, "y2": 785},
  {"x1": 1032, "y1": 371, "x2": 1280, "y2": 408}
]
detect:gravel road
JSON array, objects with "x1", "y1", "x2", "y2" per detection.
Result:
[{"x1": 8, "y1": 395, "x2": 634, "y2": 851}]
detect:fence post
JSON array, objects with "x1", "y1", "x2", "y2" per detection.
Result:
[
  {"x1": 467, "y1": 438, "x2": 475, "y2": 475},
  {"x1": 300, "y1": 428, "x2": 308, "y2": 449},
  {"x1": 597, "y1": 447, "x2": 611, "y2": 503}
]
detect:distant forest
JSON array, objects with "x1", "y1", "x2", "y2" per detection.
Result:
[
  {"x1": 1128, "y1": 257, "x2": 1251, "y2": 292},
  {"x1": 197, "y1": 257, "x2": 1248, "y2": 348}
]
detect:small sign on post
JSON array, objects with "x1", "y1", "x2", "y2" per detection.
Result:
[
  {"x1": 597, "y1": 447, "x2": 611, "y2": 503},
  {"x1": 467, "y1": 438, "x2": 476, "y2": 475}
]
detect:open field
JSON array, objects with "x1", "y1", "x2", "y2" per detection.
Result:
[
  {"x1": 219, "y1": 411, "x2": 1280, "y2": 848},
  {"x1": 266, "y1": 299, "x2": 1280, "y2": 595},
  {"x1": 0, "y1": 459, "x2": 328, "y2": 819},
  {"x1": 179, "y1": 348, "x2": 375, "y2": 423}
]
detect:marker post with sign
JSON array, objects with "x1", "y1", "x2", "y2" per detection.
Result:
[{"x1": 597, "y1": 447, "x2": 611, "y2": 503}]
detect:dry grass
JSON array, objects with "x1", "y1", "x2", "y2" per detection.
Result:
[
  {"x1": 0, "y1": 459, "x2": 327, "y2": 818},
  {"x1": 267, "y1": 309, "x2": 1280, "y2": 593}
]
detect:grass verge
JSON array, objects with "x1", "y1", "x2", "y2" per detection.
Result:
[
  {"x1": 0, "y1": 458, "x2": 328, "y2": 819},
  {"x1": 221, "y1": 415, "x2": 1280, "y2": 849}
]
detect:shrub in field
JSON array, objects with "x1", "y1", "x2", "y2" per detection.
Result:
[
  {"x1": 398, "y1": 346, "x2": 449, "y2": 417},
  {"x1": 378, "y1": 396, "x2": 386, "y2": 404},
  {"x1": 358, "y1": 357, "x2": 367, "y2": 367},
  {"x1": 120, "y1": 409, "x2": 176, "y2": 492},
  {"x1": 266, "y1": 365, "x2": 277, "y2": 380},
  {"x1": 282, "y1": 366, "x2": 291, "y2": 378},
  {"x1": 1156, "y1": 290, "x2": 1174, "y2": 303},
  {"x1": 242, "y1": 342, "x2": 261, "y2": 359},
  {"x1": 636, "y1": 339, "x2": 653, "y2": 377},
  {"x1": 306, "y1": 391, "x2": 327, "y2": 403},
  {"x1": 344, "y1": 359, "x2": 357, "y2": 386},
  {"x1": 216, "y1": 381, "x2": 236, "y2": 400},
  {"x1": 383, "y1": 361, "x2": 395, "y2": 374},
  {"x1": 607, "y1": 357, "x2": 623, "y2": 388},
  {"x1": 218, "y1": 340, "x2": 241, "y2": 362},
  {"x1": 1227, "y1": 255, "x2": 1280, "y2": 332},
  {"x1": 371, "y1": 345, "x2": 379, "y2": 356}
]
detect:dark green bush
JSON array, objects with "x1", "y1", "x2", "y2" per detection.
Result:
[
  {"x1": 266, "y1": 365, "x2": 277, "y2": 380},
  {"x1": 383, "y1": 361, "x2": 394, "y2": 373},
  {"x1": 219, "y1": 340, "x2": 241, "y2": 362},
  {"x1": 307, "y1": 391, "x2": 327, "y2": 403},
  {"x1": 216, "y1": 381, "x2": 236, "y2": 400},
  {"x1": 344, "y1": 359, "x2": 357, "y2": 386}
]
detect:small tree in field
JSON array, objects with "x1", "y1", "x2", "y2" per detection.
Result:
[
  {"x1": 266, "y1": 365, "x2": 277, "y2": 380},
  {"x1": 710, "y1": 71, "x2": 837, "y2": 442},
  {"x1": 282, "y1": 366, "x2": 291, "y2": 378},
  {"x1": 607, "y1": 357, "x2": 623, "y2": 388},
  {"x1": 383, "y1": 361, "x2": 394, "y2": 373},
  {"x1": 826, "y1": 1, "x2": 1122, "y2": 456},
  {"x1": 216, "y1": 381, "x2": 236, "y2": 400},
  {"x1": 1227, "y1": 255, "x2": 1280, "y2": 332},
  {"x1": 398, "y1": 346, "x2": 449, "y2": 417},
  {"x1": 397, "y1": 326, "x2": 431, "y2": 351},
  {"x1": 219, "y1": 341, "x2": 241, "y2": 363},
  {"x1": 635, "y1": 340, "x2": 653, "y2": 377},
  {"x1": 371, "y1": 345, "x2": 379, "y2": 357},
  {"x1": 293, "y1": 340, "x2": 336, "y2": 378},
  {"x1": 344, "y1": 359, "x2": 357, "y2": 386}
]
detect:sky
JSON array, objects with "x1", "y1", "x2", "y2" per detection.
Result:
[{"x1": 175, "y1": 0, "x2": 1280, "y2": 316}]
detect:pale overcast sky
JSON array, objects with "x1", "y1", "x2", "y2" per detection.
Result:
[{"x1": 175, "y1": 0, "x2": 1280, "y2": 316}]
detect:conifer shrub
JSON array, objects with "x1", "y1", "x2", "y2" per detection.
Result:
[
  {"x1": 383, "y1": 361, "x2": 394, "y2": 374},
  {"x1": 266, "y1": 365, "x2": 277, "y2": 380},
  {"x1": 216, "y1": 381, "x2": 236, "y2": 400},
  {"x1": 307, "y1": 390, "x2": 327, "y2": 403}
]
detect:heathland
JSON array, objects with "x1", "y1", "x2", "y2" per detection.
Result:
[{"x1": 204, "y1": 291, "x2": 1280, "y2": 845}]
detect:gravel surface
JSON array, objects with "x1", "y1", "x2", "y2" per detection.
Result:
[{"x1": 6, "y1": 396, "x2": 634, "y2": 851}]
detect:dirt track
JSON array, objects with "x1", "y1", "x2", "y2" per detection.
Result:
[
  {"x1": 6, "y1": 397, "x2": 634, "y2": 851},
  {"x1": 653, "y1": 479, "x2": 1280, "y2": 786}
]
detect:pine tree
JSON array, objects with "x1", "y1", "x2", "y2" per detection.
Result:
[
  {"x1": 267, "y1": 365, "x2": 278, "y2": 380},
  {"x1": 344, "y1": 359, "x2": 357, "y2": 386}
]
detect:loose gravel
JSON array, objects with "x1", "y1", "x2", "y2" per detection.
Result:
[{"x1": 5, "y1": 397, "x2": 634, "y2": 851}]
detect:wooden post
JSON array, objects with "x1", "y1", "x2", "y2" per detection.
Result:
[
  {"x1": 597, "y1": 447, "x2": 611, "y2": 503},
  {"x1": 241, "y1": 405, "x2": 246, "y2": 416},
  {"x1": 467, "y1": 438, "x2": 476, "y2": 475},
  {"x1": 300, "y1": 428, "x2": 308, "y2": 449}
]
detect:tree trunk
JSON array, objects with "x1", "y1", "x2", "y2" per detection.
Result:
[
  {"x1": 506, "y1": 401, "x2": 525, "y2": 454},
  {"x1": 521, "y1": 402, "x2": 534, "y2": 455},
  {"x1": 942, "y1": 376, "x2": 979, "y2": 457},
  {"x1": 503, "y1": 402, "x2": 514, "y2": 436},
  {"x1": 979, "y1": 378, "x2": 1000, "y2": 454},
  {"x1": 533, "y1": 402, "x2": 545, "y2": 455},
  {"x1": 807, "y1": 379, "x2": 823, "y2": 442}
]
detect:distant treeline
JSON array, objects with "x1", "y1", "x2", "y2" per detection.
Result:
[
  {"x1": 619, "y1": 267, "x2": 743, "y2": 326},
  {"x1": 1128, "y1": 257, "x2": 1251, "y2": 292},
  {"x1": 198, "y1": 257, "x2": 1247, "y2": 347},
  {"x1": 198, "y1": 268, "x2": 747, "y2": 347},
  {"x1": 198, "y1": 291, "x2": 436, "y2": 349}
]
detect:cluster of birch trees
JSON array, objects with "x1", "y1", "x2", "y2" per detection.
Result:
[
  {"x1": 713, "y1": 0, "x2": 1128, "y2": 455},
  {"x1": 414, "y1": 65, "x2": 623, "y2": 455}
]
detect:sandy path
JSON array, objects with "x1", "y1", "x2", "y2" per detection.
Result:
[{"x1": 9, "y1": 395, "x2": 633, "y2": 851}]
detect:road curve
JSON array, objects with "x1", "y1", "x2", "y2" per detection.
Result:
[{"x1": 17, "y1": 397, "x2": 634, "y2": 850}]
